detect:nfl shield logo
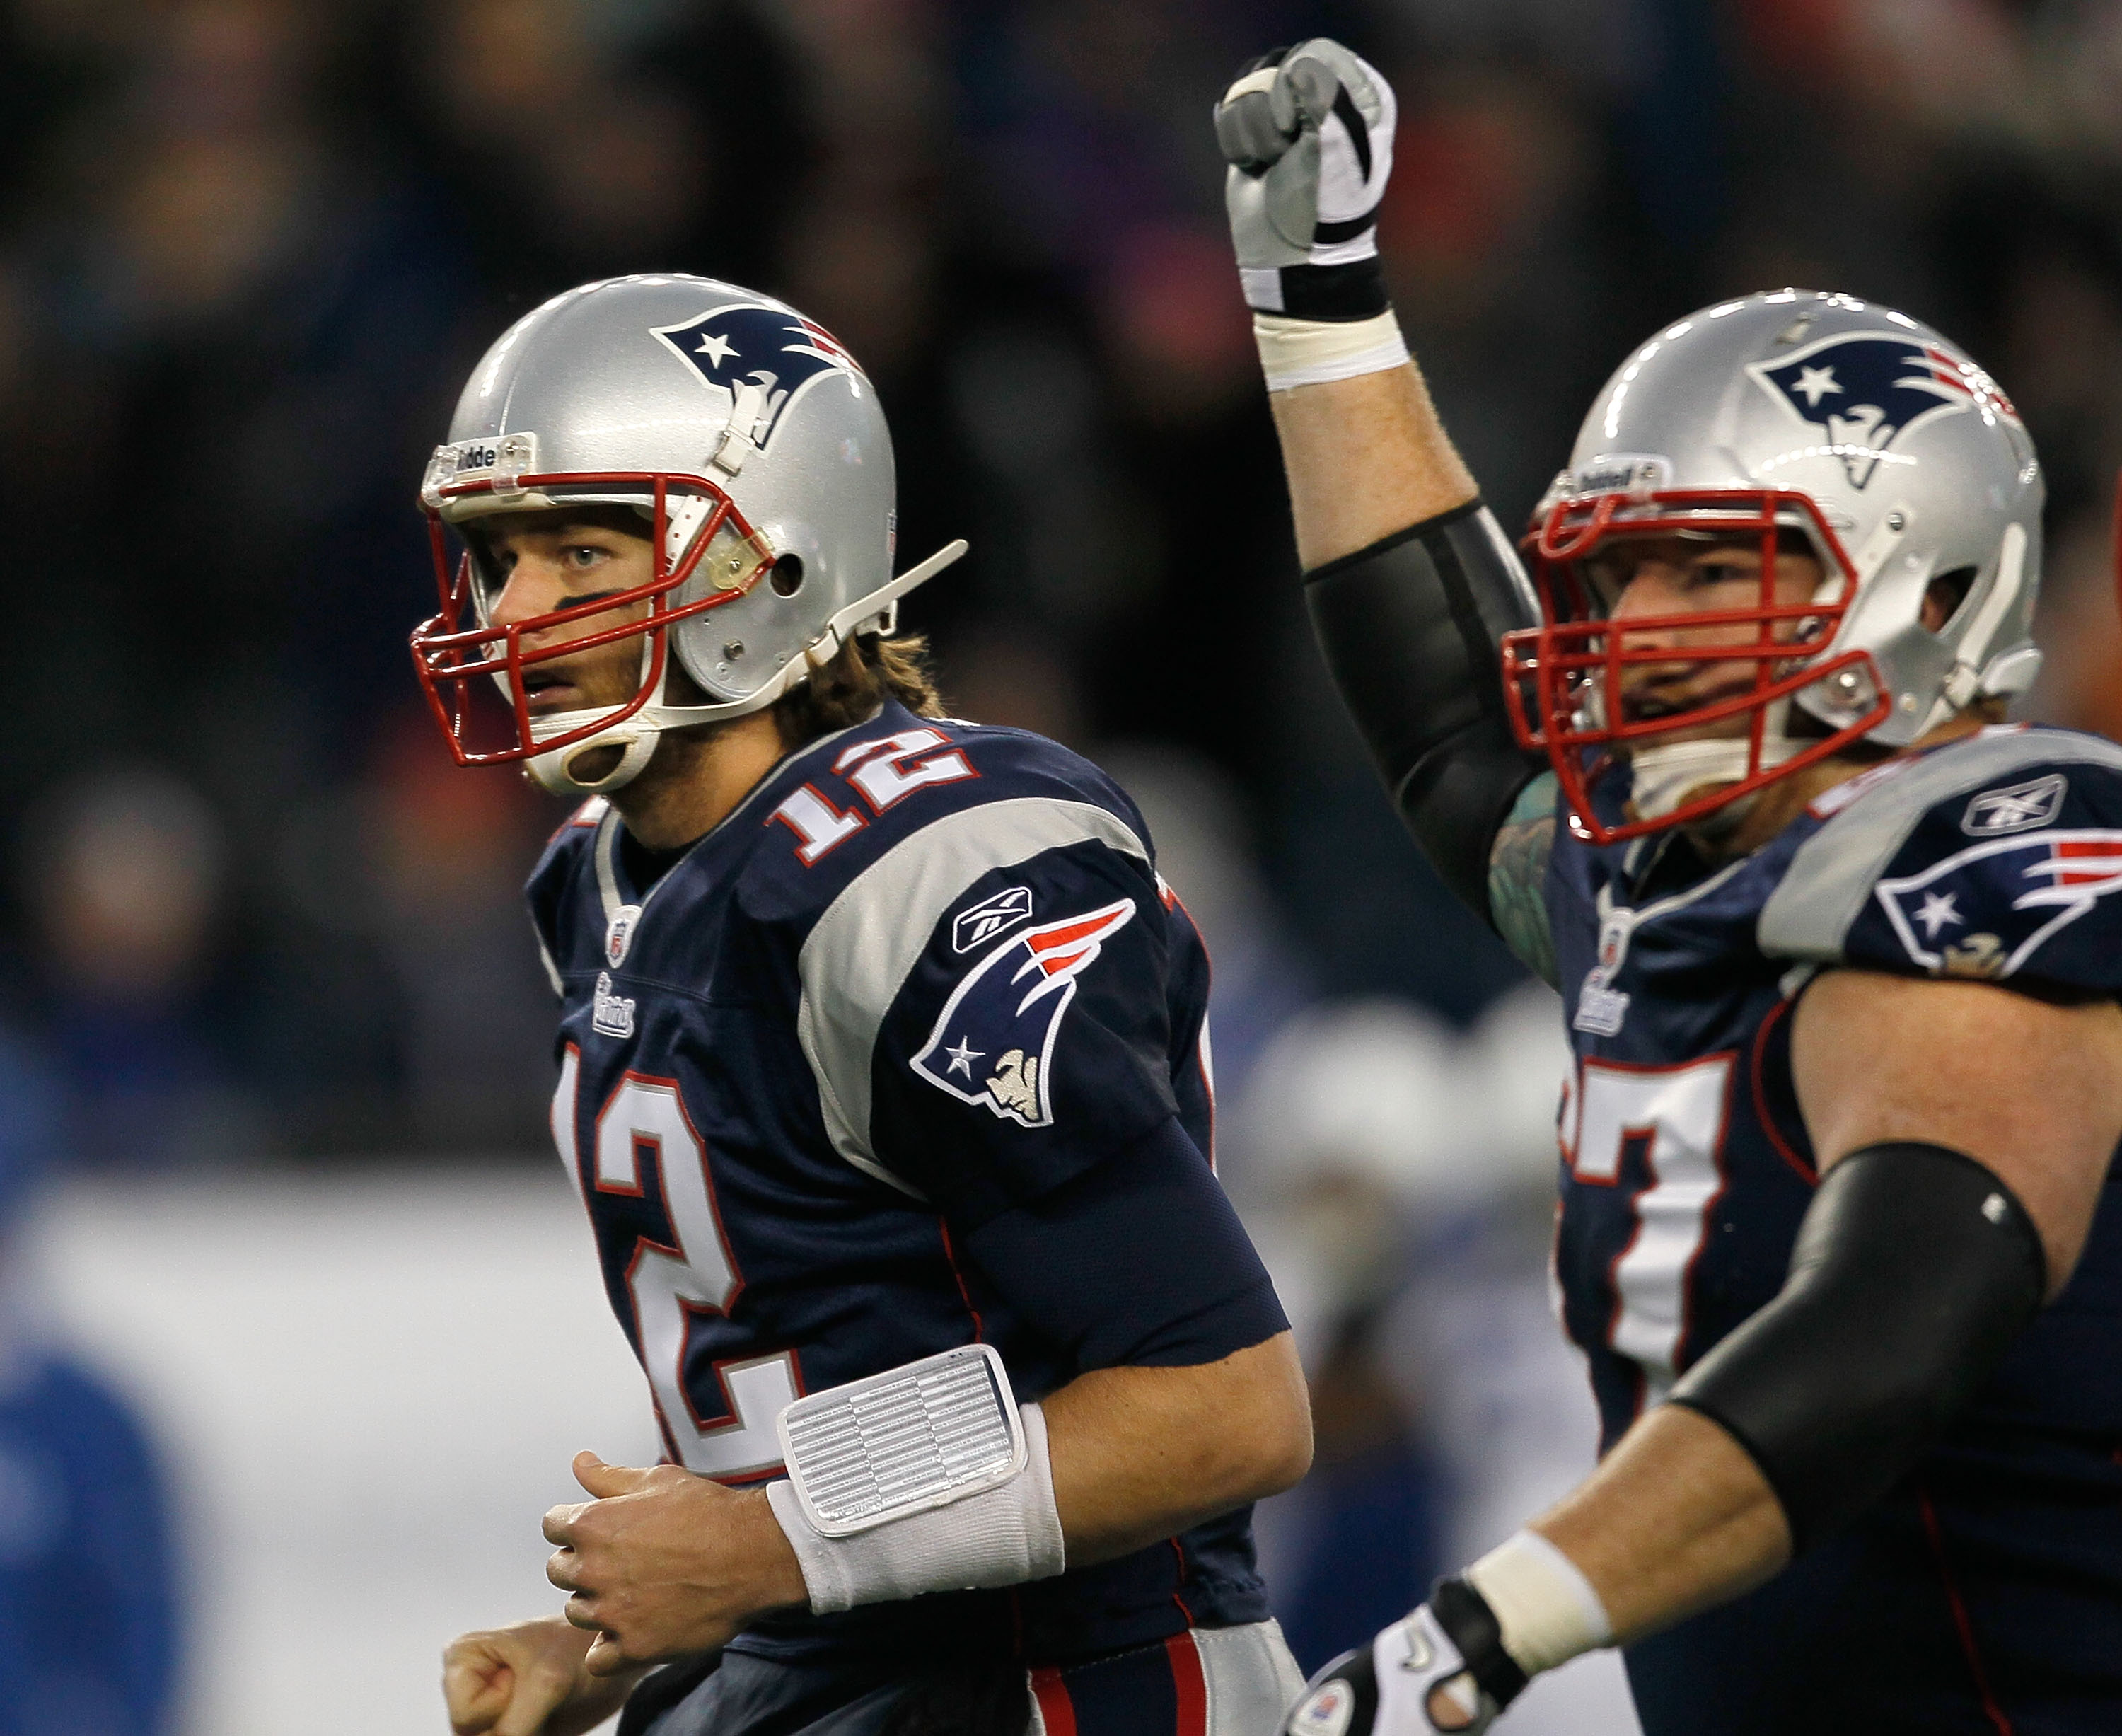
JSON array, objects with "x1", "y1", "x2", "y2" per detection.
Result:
[{"x1": 606, "y1": 904, "x2": 642, "y2": 968}]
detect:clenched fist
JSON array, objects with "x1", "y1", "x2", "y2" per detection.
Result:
[
  {"x1": 1214, "y1": 40, "x2": 1398, "y2": 320},
  {"x1": 442, "y1": 1616, "x2": 638, "y2": 1736}
]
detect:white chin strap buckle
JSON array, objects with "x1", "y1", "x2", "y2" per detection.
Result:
[
  {"x1": 526, "y1": 713, "x2": 661, "y2": 796},
  {"x1": 777, "y1": 1343, "x2": 1025, "y2": 1537}
]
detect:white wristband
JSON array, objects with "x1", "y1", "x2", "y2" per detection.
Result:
[
  {"x1": 1253, "y1": 309, "x2": 1410, "y2": 393},
  {"x1": 1463, "y1": 1529, "x2": 1614, "y2": 1676},
  {"x1": 767, "y1": 1401, "x2": 1066, "y2": 1613}
]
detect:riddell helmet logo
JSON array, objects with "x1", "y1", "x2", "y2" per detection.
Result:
[
  {"x1": 650, "y1": 303, "x2": 866, "y2": 451},
  {"x1": 1570, "y1": 453, "x2": 1669, "y2": 497},
  {"x1": 1748, "y1": 331, "x2": 2019, "y2": 490}
]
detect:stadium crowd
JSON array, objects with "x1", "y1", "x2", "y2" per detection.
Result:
[
  {"x1": 0, "y1": 0, "x2": 2116, "y2": 1162},
  {"x1": 0, "y1": 4, "x2": 2118, "y2": 1728}
]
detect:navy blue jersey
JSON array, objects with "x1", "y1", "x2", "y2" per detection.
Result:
[
  {"x1": 526, "y1": 701, "x2": 1285, "y2": 1668},
  {"x1": 1542, "y1": 724, "x2": 2122, "y2": 1733}
]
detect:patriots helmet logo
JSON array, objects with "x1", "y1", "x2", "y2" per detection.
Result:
[
  {"x1": 1749, "y1": 331, "x2": 2019, "y2": 489},
  {"x1": 911, "y1": 898, "x2": 1137, "y2": 1128},
  {"x1": 649, "y1": 302, "x2": 866, "y2": 451}
]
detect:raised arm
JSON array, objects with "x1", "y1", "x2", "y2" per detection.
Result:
[
  {"x1": 1217, "y1": 45, "x2": 1550, "y2": 949},
  {"x1": 1269, "y1": 359, "x2": 1475, "y2": 567}
]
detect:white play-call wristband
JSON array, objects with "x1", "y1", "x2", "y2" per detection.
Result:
[
  {"x1": 766, "y1": 1399, "x2": 1065, "y2": 1614},
  {"x1": 1462, "y1": 1529, "x2": 1614, "y2": 1676},
  {"x1": 1253, "y1": 308, "x2": 1410, "y2": 392}
]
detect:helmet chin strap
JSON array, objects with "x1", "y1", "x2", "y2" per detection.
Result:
[
  {"x1": 1627, "y1": 701, "x2": 1804, "y2": 837},
  {"x1": 524, "y1": 637, "x2": 692, "y2": 797},
  {"x1": 526, "y1": 711, "x2": 663, "y2": 797},
  {"x1": 521, "y1": 538, "x2": 973, "y2": 799}
]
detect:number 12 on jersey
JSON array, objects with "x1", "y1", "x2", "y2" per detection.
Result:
[
  {"x1": 1564, "y1": 1053, "x2": 1734, "y2": 1408},
  {"x1": 552, "y1": 1048, "x2": 798, "y2": 1478}
]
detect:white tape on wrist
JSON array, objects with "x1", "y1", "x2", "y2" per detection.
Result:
[
  {"x1": 767, "y1": 1358, "x2": 1065, "y2": 1614},
  {"x1": 1463, "y1": 1529, "x2": 1614, "y2": 1676},
  {"x1": 1253, "y1": 309, "x2": 1410, "y2": 392}
]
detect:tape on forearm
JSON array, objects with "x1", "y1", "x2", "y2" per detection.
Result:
[
  {"x1": 1462, "y1": 1529, "x2": 1613, "y2": 1676},
  {"x1": 1253, "y1": 308, "x2": 1410, "y2": 392},
  {"x1": 767, "y1": 1401, "x2": 1065, "y2": 1612}
]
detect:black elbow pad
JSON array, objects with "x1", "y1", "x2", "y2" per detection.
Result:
[
  {"x1": 1669, "y1": 1141, "x2": 2046, "y2": 1553},
  {"x1": 1302, "y1": 501, "x2": 1546, "y2": 922}
]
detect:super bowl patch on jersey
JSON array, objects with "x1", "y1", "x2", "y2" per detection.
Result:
[
  {"x1": 1875, "y1": 829, "x2": 2122, "y2": 979},
  {"x1": 911, "y1": 898, "x2": 1137, "y2": 1127}
]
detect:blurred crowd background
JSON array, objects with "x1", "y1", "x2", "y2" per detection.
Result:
[{"x1": 0, "y1": 0, "x2": 2118, "y2": 1730}]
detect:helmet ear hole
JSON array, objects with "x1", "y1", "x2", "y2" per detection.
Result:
[
  {"x1": 1925, "y1": 565, "x2": 1979, "y2": 633},
  {"x1": 771, "y1": 555, "x2": 806, "y2": 597}
]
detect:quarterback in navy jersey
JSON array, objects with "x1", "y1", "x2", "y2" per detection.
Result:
[
  {"x1": 1216, "y1": 40, "x2": 2122, "y2": 1736},
  {"x1": 420, "y1": 277, "x2": 1311, "y2": 1736}
]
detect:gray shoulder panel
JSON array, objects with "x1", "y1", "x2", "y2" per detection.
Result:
[
  {"x1": 796, "y1": 797, "x2": 1149, "y2": 1195},
  {"x1": 1759, "y1": 729, "x2": 2122, "y2": 961}
]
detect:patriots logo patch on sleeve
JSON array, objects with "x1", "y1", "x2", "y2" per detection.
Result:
[
  {"x1": 1875, "y1": 830, "x2": 2122, "y2": 979},
  {"x1": 649, "y1": 303, "x2": 866, "y2": 449},
  {"x1": 910, "y1": 898, "x2": 1137, "y2": 1127}
]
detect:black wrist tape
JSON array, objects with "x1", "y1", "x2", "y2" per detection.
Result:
[
  {"x1": 1669, "y1": 1140, "x2": 2046, "y2": 1554},
  {"x1": 1258, "y1": 257, "x2": 1389, "y2": 321},
  {"x1": 1430, "y1": 1577, "x2": 1530, "y2": 1709}
]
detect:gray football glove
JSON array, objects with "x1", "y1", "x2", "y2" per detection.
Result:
[
  {"x1": 1285, "y1": 1592, "x2": 1523, "y2": 1736},
  {"x1": 1214, "y1": 39, "x2": 1398, "y2": 320}
]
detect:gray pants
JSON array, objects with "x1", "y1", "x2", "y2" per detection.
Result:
[{"x1": 629, "y1": 1621, "x2": 1305, "y2": 1736}]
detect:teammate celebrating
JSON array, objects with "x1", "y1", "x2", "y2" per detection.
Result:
[
  {"x1": 419, "y1": 278, "x2": 1312, "y2": 1736},
  {"x1": 1217, "y1": 41, "x2": 2122, "y2": 1736}
]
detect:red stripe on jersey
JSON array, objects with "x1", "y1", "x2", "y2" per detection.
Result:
[
  {"x1": 2054, "y1": 835, "x2": 2122, "y2": 888},
  {"x1": 1031, "y1": 1666, "x2": 1077, "y2": 1736},
  {"x1": 1166, "y1": 1632, "x2": 1209, "y2": 1736},
  {"x1": 937, "y1": 1217, "x2": 986, "y2": 1342},
  {"x1": 1028, "y1": 904, "x2": 1132, "y2": 975},
  {"x1": 1918, "y1": 1489, "x2": 2017, "y2": 1736}
]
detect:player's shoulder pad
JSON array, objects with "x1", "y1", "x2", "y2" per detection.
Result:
[
  {"x1": 1760, "y1": 726, "x2": 2122, "y2": 990},
  {"x1": 789, "y1": 720, "x2": 1158, "y2": 1193},
  {"x1": 525, "y1": 794, "x2": 610, "y2": 944},
  {"x1": 528, "y1": 793, "x2": 610, "y2": 879}
]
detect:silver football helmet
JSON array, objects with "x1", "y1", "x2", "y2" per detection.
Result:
[
  {"x1": 1501, "y1": 288, "x2": 2042, "y2": 843},
  {"x1": 410, "y1": 274, "x2": 966, "y2": 794}
]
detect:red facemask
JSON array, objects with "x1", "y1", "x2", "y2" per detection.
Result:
[
  {"x1": 1500, "y1": 487, "x2": 1891, "y2": 845},
  {"x1": 409, "y1": 471, "x2": 772, "y2": 769}
]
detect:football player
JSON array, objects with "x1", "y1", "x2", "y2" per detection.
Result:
[
  {"x1": 418, "y1": 279, "x2": 1314, "y2": 1736},
  {"x1": 1216, "y1": 41, "x2": 2122, "y2": 1736}
]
